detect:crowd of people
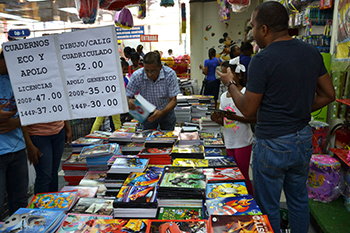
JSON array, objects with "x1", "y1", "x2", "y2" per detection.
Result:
[{"x1": 0, "y1": 3, "x2": 337, "y2": 233}]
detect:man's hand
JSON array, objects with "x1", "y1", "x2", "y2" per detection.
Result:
[
  {"x1": 0, "y1": 102, "x2": 16, "y2": 122},
  {"x1": 217, "y1": 68, "x2": 234, "y2": 86},
  {"x1": 0, "y1": 118, "x2": 20, "y2": 133},
  {"x1": 128, "y1": 98, "x2": 137, "y2": 110},
  {"x1": 147, "y1": 109, "x2": 163, "y2": 122},
  {"x1": 27, "y1": 144, "x2": 42, "y2": 165}
]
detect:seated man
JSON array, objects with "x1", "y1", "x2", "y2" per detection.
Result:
[{"x1": 126, "y1": 52, "x2": 180, "y2": 130}]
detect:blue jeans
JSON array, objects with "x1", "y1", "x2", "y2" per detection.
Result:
[
  {"x1": 143, "y1": 110, "x2": 176, "y2": 130},
  {"x1": 252, "y1": 125, "x2": 313, "y2": 233},
  {"x1": 30, "y1": 128, "x2": 65, "y2": 194},
  {"x1": 0, "y1": 149, "x2": 28, "y2": 217}
]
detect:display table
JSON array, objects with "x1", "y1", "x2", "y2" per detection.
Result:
[{"x1": 309, "y1": 197, "x2": 350, "y2": 233}]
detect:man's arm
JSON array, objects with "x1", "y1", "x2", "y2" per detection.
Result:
[
  {"x1": 0, "y1": 117, "x2": 20, "y2": 133},
  {"x1": 0, "y1": 102, "x2": 16, "y2": 122},
  {"x1": 218, "y1": 68, "x2": 262, "y2": 118},
  {"x1": 312, "y1": 73, "x2": 335, "y2": 112},
  {"x1": 148, "y1": 96, "x2": 177, "y2": 122}
]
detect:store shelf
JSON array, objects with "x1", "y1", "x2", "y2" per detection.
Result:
[
  {"x1": 335, "y1": 99, "x2": 350, "y2": 106},
  {"x1": 329, "y1": 148, "x2": 350, "y2": 167}
]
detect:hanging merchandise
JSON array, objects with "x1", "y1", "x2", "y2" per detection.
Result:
[
  {"x1": 181, "y1": 3, "x2": 186, "y2": 33},
  {"x1": 75, "y1": 0, "x2": 99, "y2": 24},
  {"x1": 99, "y1": 0, "x2": 141, "y2": 11},
  {"x1": 138, "y1": 0, "x2": 146, "y2": 19},
  {"x1": 331, "y1": 122, "x2": 350, "y2": 149},
  {"x1": 160, "y1": 0, "x2": 174, "y2": 7},
  {"x1": 115, "y1": 7, "x2": 134, "y2": 29},
  {"x1": 217, "y1": 0, "x2": 230, "y2": 22},
  {"x1": 228, "y1": 0, "x2": 251, "y2": 13}
]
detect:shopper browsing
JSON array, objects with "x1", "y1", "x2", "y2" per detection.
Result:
[
  {"x1": 217, "y1": 2, "x2": 335, "y2": 233},
  {"x1": 126, "y1": 52, "x2": 180, "y2": 130},
  {"x1": 211, "y1": 58, "x2": 255, "y2": 195}
]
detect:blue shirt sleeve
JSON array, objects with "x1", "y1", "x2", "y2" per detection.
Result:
[{"x1": 167, "y1": 69, "x2": 180, "y2": 98}]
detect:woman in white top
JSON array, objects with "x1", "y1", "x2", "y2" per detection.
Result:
[{"x1": 211, "y1": 57, "x2": 256, "y2": 195}]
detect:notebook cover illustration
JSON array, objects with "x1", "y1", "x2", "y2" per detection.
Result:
[
  {"x1": 139, "y1": 147, "x2": 172, "y2": 155},
  {"x1": 110, "y1": 131, "x2": 135, "y2": 139},
  {"x1": 203, "y1": 167, "x2": 245, "y2": 182},
  {"x1": 0, "y1": 208, "x2": 65, "y2": 233},
  {"x1": 172, "y1": 159, "x2": 208, "y2": 167},
  {"x1": 63, "y1": 153, "x2": 87, "y2": 164},
  {"x1": 203, "y1": 138, "x2": 224, "y2": 146},
  {"x1": 70, "y1": 198, "x2": 113, "y2": 216},
  {"x1": 160, "y1": 173, "x2": 206, "y2": 189},
  {"x1": 171, "y1": 145, "x2": 204, "y2": 154},
  {"x1": 84, "y1": 171, "x2": 108, "y2": 181},
  {"x1": 157, "y1": 207, "x2": 203, "y2": 220},
  {"x1": 145, "y1": 219, "x2": 208, "y2": 233},
  {"x1": 86, "y1": 131, "x2": 112, "y2": 139},
  {"x1": 27, "y1": 191, "x2": 77, "y2": 211},
  {"x1": 206, "y1": 182, "x2": 248, "y2": 199},
  {"x1": 71, "y1": 138, "x2": 104, "y2": 146},
  {"x1": 210, "y1": 215, "x2": 273, "y2": 233},
  {"x1": 57, "y1": 213, "x2": 112, "y2": 233},
  {"x1": 60, "y1": 186, "x2": 98, "y2": 198},
  {"x1": 111, "y1": 158, "x2": 149, "y2": 169},
  {"x1": 178, "y1": 132, "x2": 200, "y2": 140},
  {"x1": 80, "y1": 144, "x2": 111, "y2": 158},
  {"x1": 200, "y1": 132, "x2": 221, "y2": 139},
  {"x1": 123, "y1": 172, "x2": 162, "y2": 187},
  {"x1": 206, "y1": 195, "x2": 262, "y2": 216},
  {"x1": 149, "y1": 130, "x2": 179, "y2": 138},
  {"x1": 208, "y1": 156, "x2": 237, "y2": 167},
  {"x1": 115, "y1": 186, "x2": 157, "y2": 205},
  {"x1": 163, "y1": 166, "x2": 203, "y2": 174},
  {"x1": 204, "y1": 148, "x2": 227, "y2": 157},
  {"x1": 90, "y1": 219, "x2": 148, "y2": 233}
]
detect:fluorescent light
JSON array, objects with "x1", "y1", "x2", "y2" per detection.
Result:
[
  {"x1": 0, "y1": 12, "x2": 39, "y2": 22},
  {"x1": 58, "y1": 7, "x2": 77, "y2": 14}
]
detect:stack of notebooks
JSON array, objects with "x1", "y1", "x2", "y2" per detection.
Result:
[
  {"x1": 174, "y1": 106, "x2": 191, "y2": 123},
  {"x1": 107, "y1": 157, "x2": 149, "y2": 180},
  {"x1": 69, "y1": 197, "x2": 114, "y2": 216},
  {"x1": 204, "y1": 147, "x2": 227, "y2": 158},
  {"x1": 191, "y1": 104, "x2": 208, "y2": 119},
  {"x1": 62, "y1": 170, "x2": 87, "y2": 185},
  {"x1": 56, "y1": 213, "x2": 112, "y2": 232},
  {"x1": 70, "y1": 137, "x2": 104, "y2": 153},
  {"x1": 85, "y1": 130, "x2": 112, "y2": 140},
  {"x1": 131, "y1": 130, "x2": 153, "y2": 144},
  {"x1": 78, "y1": 170, "x2": 108, "y2": 196},
  {"x1": 206, "y1": 181, "x2": 248, "y2": 199},
  {"x1": 177, "y1": 131, "x2": 200, "y2": 145},
  {"x1": 170, "y1": 144, "x2": 205, "y2": 160},
  {"x1": 203, "y1": 138, "x2": 225, "y2": 148},
  {"x1": 79, "y1": 143, "x2": 121, "y2": 171},
  {"x1": 108, "y1": 131, "x2": 135, "y2": 145},
  {"x1": 121, "y1": 142, "x2": 145, "y2": 155},
  {"x1": 138, "y1": 147, "x2": 172, "y2": 164},
  {"x1": 0, "y1": 208, "x2": 66, "y2": 232},
  {"x1": 199, "y1": 116, "x2": 221, "y2": 133},
  {"x1": 157, "y1": 166, "x2": 206, "y2": 206},
  {"x1": 62, "y1": 154, "x2": 87, "y2": 185},
  {"x1": 144, "y1": 130, "x2": 179, "y2": 148},
  {"x1": 209, "y1": 215, "x2": 273, "y2": 232}
]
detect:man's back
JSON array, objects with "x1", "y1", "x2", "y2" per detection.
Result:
[{"x1": 247, "y1": 39, "x2": 327, "y2": 139}]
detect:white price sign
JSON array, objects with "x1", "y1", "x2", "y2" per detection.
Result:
[{"x1": 2, "y1": 25, "x2": 128, "y2": 126}]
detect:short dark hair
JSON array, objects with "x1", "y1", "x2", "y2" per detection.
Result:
[
  {"x1": 221, "y1": 60, "x2": 246, "y2": 87},
  {"x1": 240, "y1": 42, "x2": 253, "y2": 53},
  {"x1": 120, "y1": 57, "x2": 128, "y2": 68},
  {"x1": 123, "y1": 46, "x2": 132, "y2": 56},
  {"x1": 144, "y1": 52, "x2": 161, "y2": 66},
  {"x1": 254, "y1": 1, "x2": 289, "y2": 33},
  {"x1": 130, "y1": 52, "x2": 140, "y2": 61},
  {"x1": 208, "y1": 48, "x2": 216, "y2": 59}
]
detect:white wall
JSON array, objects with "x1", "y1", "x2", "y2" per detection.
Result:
[{"x1": 190, "y1": 0, "x2": 259, "y2": 93}]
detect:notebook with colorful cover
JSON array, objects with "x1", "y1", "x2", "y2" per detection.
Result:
[
  {"x1": 210, "y1": 215, "x2": 273, "y2": 233},
  {"x1": 60, "y1": 186, "x2": 98, "y2": 198},
  {"x1": 204, "y1": 147, "x2": 227, "y2": 157},
  {"x1": 203, "y1": 167, "x2": 245, "y2": 182},
  {"x1": 206, "y1": 195, "x2": 262, "y2": 216},
  {"x1": 0, "y1": 208, "x2": 65, "y2": 233},
  {"x1": 207, "y1": 156, "x2": 237, "y2": 168},
  {"x1": 90, "y1": 219, "x2": 148, "y2": 233},
  {"x1": 157, "y1": 207, "x2": 203, "y2": 220},
  {"x1": 206, "y1": 182, "x2": 248, "y2": 199},
  {"x1": 123, "y1": 172, "x2": 162, "y2": 187},
  {"x1": 114, "y1": 186, "x2": 158, "y2": 208},
  {"x1": 200, "y1": 132, "x2": 221, "y2": 139},
  {"x1": 172, "y1": 158, "x2": 209, "y2": 167},
  {"x1": 79, "y1": 144, "x2": 112, "y2": 158},
  {"x1": 145, "y1": 219, "x2": 209, "y2": 233},
  {"x1": 109, "y1": 157, "x2": 149, "y2": 173},
  {"x1": 129, "y1": 94, "x2": 156, "y2": 124},
  {"x1": 70, "y1": 197, "x2": 114, "y2": 216},
  {"x1": 160, "y1": 173, "x2": 206, "y2": 190},
  {"x1": 27, "y1": 191, "x2": 78, "y2": 211},
  {"x1": 171, "y1": 145, "x2": 205, "y2": 159},
  {"x1": 86, "y1": 131, "x2": 112, "y2": 139},
  {"x1": 71, "y1": 138, "x2": 104, "y2": 147},
  {"x1": 203, "y1": 138, "x2": 225, "y2": 147},
  {"x1": 138, "y1": 147, "x2": 172, "y2": 156},
  {"x1": 56, "y1": 213, "x2": 112, "y2": 233}
]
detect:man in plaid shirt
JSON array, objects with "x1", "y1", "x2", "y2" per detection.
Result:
[{"x1": 126, "y1": 52, "x2": 180, "y2": 130}]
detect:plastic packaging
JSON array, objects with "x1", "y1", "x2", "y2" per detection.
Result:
[
  {"x1": 309, "y1": 121, "x2": 330, "y2": 154},
  {"x1": 228, "y1": 0, "x2": 251, "y2": 13},
  {"x1": 307, "y1": 154, "x2": 345, "y2": 203},
  {"x1": 75, "y1": 0, "x2": 99, "y2": 24},
  {"x1": 115, "y1": 8, "x2": 134, "y2": 29}
]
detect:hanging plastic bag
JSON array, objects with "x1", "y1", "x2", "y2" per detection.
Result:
[
  {"x1": 99, "y1": 0, "x2": 141, "y2": 11},
  {"x1": 217, "y1": 0, "x2": 230, "y2": 22},
  {"x1": 115, "y1": 8, "x2": 134, "y2": 29},
  {"x1": 228, "y1": 0, "x2": 251, "y2": 13},
  {"x1": 75, "y1": 0, "x2": 99, "y2": 24}
]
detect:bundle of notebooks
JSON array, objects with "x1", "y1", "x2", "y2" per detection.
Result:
[
  {"x1": 85, "y1": 130, "x2": 112, "y2": 140},
  {"x1": 27, "y1": 191, "x2": 79, "y2": 212},
  {"x1": 70, "y1": 137, "x2": 104, "y2": 153},
  {"x1": 144, "y1": 130, "x2": 179, "y2": 148},
  {"x1": 157, "y1": 166, "x2": 206, "y2": 200},
  {"x1": 138, "y1": 147, "x2": 172, "y2": 165},
  {"x1": 78, "y1": 171, "x2": 108, "y2": 195},
  {"x1": 108, "y1": 131, "x2": 135, "y2": 145},
  {"x1": 209, "y1": 215, "x2": 273, "y2": 233},
  {"x1": 206, "y1": 181, "x2": 249, "y2": 199},
  {"x1": 60, "y1": 185, "x2": 99, "y2": 198},
  {"x1": 203, "y1": 167, "x2": 245, "y2": 183},
  {"x1": 56, "y1": 213, "x2": 112, "y2": 232},
  {"x1": 107, "y1": 157, "x2": 149, "y2": 180},
  {"x1": 70, "y1": 197, "x2": 114, "y2": 216},
  {"x1": 63, "y1": 170, "x2": 87, "y2": 185},
  {"x1": 171, "y1": 144, "x2": 205, "y2": 160},
  {"x1": 145, "y1": 219, "x2": 209, "y2": 233},
  {"x1": 204, "y1": 147, "x2": 227, "y2": 158},
  {"x1": 89, "y1": 219, "x2": 148, "y2": 233},
  {"x1": 0, "y1": 208, "x2": 66, "y2": 233},
  {"x1": 121, "y1": 142, "x2": 145, "y2": 155},
  {"x1": 203, "y1": 138, "x2": 225, "y2": 148},
  {"x1": 157, "y1": 206, "x2": 203, "y2": 220},
  {"x1": 62, "y1": 153, "x2": 88, "y2": 184},
  {"x1": 177, "y1": 131, "x2": 200, "y2": 145},
  {"x1": 131, "y1": 130, "x2": 153, "y2": 143}
]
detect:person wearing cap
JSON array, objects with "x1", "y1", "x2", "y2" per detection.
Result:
[{"x1": 126, "y1": 52, "x2": 180, "y2": 130}]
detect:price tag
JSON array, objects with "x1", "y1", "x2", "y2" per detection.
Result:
[
  {"x1": 2, "y1": 36, "x2": 70, "y2": 125},
  {"x1": 57, "y1": 26, "x2": 127, "y2": 119},
  {"x1": 2, "y1": 25, "x2": 128, "y2": 126}
]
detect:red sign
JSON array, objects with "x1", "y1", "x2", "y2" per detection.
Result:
[{"x1": 140, "y1": 34, "x2": 158, "y2": 42}]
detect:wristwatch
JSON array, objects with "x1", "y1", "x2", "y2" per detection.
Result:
[{"x1": 225, "y1": 80, "x2": 237, "y2": 89}]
